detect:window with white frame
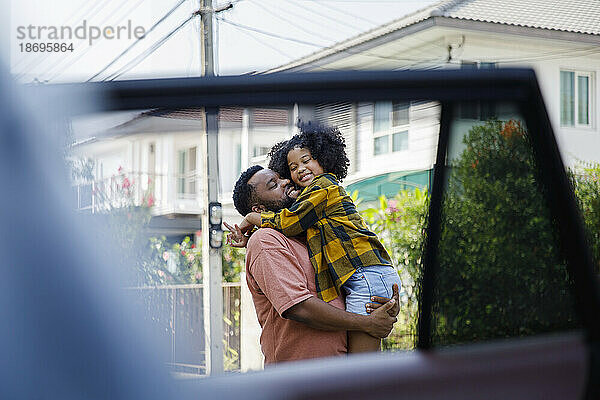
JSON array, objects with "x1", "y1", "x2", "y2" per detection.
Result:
[
  {"x1": 253, "y1": 145, "x2": 270, "y2": 158},
  {"x1": 373, "y1": 101, "x2": 409, "y2": 156},
  {"x1": 561, "y1": 70, "x2": 592, "y2": 127},
  {"x1": 177, "y1": 146, "x2": 197, "y2": 199}
]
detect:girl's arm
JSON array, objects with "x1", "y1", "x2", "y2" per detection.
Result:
[
  {"x1": 236, "y1": 212, "x2": 261, "y2": 235},
  {"x1": 245, "y1": 212, "x2": 261, "y2": 226},
  {"x1": 260, "y1": 184, "x2": 332, "y2": 237}
]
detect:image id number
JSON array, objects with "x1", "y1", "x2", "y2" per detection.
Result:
[{"x1": 19, "y1": 43, "x2": 74, "y2": 52}]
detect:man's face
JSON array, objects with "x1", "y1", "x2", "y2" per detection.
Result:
[{"x1": 248, "y1": 169, "x2": 300, "y2": 212}]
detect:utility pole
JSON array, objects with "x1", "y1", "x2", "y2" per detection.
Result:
[{"x1": 199, "y1": 0, "x2": 231, "y2": 375}]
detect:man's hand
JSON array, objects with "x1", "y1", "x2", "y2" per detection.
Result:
[
  {"x1": 365, "y1": 283, "x2": 400, "y2": 317},
  {"x1": 364, "y1": 299, "x2": 397, "y2": 338},
  {"x1": 283, "y1": 296, "x2": 397, "y2": 338},
  {"x1": 224, "y1": 222, "x2": 249, "y2": 248}
]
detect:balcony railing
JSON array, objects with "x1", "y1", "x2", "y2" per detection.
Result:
[{"x1": 73, "y1": 171, "x2": 203, "y2": 214}]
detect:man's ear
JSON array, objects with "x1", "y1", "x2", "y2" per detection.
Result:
[{"x1": 251, "y1": 204, "x2": 266, "y2": 213}]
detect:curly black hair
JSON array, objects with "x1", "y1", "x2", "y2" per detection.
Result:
[
  {"x1": 232, "y1": 165, "x2": 263, "y2": 216},
  {"x1": 268, "y1": 123, "x2": 349, "y2": 182}
]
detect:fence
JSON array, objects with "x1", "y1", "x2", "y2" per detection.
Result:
[{"x1": 125, "y1": 282, "x2": 241, "y2": 375}]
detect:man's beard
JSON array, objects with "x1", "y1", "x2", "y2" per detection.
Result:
[{"x1": 263, "y1": 194, "x2": 295, "y2": 212}]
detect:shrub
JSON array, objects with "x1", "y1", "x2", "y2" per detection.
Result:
[
  {"x1": 360, "y1": 188, "x2": 428, "y2": 350},
  {"x1": 432, "y1": 119, "x2": 579, "y2": 345}
]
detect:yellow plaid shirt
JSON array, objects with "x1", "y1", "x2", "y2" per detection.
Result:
[{"x1": 260, "y1": 173, "x2": 392, "y2": 302}]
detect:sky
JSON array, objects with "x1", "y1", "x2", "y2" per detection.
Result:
[{"x1": 8, "y1": 0, "x2": 439, "y2": 83}]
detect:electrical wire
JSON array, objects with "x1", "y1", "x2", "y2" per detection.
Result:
[
  {"x1": 217, "y1": 16, "x2": 326, "y2": 47},
  {"x1": 246, "y1": 0, "x2": 448, "y2": 65},
  {"x1": 219, "y1": 16, "x2": 452, "y2": 67},
  {"x1": 12, "y1": 0, "x2": 98, "y2": 70},
  {"x1": 303, "y1": 0, "x2": 379, "y2": 26},
  {"x1": 293, "y1": 0, "x2": 449, "y2": 51},
  {"x1": 187, "y1": 15, "x2": 201, "y2": 77},
  {"x1": 87, "y1": 0, "x2": 189, "y2": 82},
  {"x1": 490, "y1": 46, "x2": 600, "y2": 64},
  {"x1": 14, "y1": 0, "x2": 119, "y2": 79},
  {"x1": 104, "y1": 13, "x2": 196, "y2": 81},
  {"x1": 221, "y1": 17, "x2": 297, "y2": 60},
  {"x1": 281, "y1": 0, "x2": 363, "y2": 36},
  {"x1": 245, "y1": 1, "x2": 337, "y2": 44},
  {"x1": 245, "y1": 0, "x2": 354, "y2": 46},
  {"x1": 44, "y1": 0, "x2": 148, "y2": 81}
]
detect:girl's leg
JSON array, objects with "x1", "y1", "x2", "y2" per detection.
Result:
[
  {"x1": 348, "y1": 331, "x2": 381, "y2": 353},
  {"x1": 343, "y1": 265, "x2": 402, "y2": 353}
]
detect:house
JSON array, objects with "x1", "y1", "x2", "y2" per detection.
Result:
[
  {"x1": 266, "y1": 0, "x2": 600, "y2": 201},
  {"x1": 71, "y1": 106, "x2": 294, "y2": 235},
  {"x1": 72, "y1": 0, "x2": 600, "y2": 226}
]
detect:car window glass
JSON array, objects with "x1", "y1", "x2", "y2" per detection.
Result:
[
  {"x1": 430, "y1": 102, "x2": 582, "y2": 347},
  {"x1": 67, "y1": 99, "x2": 438, "y2": 374}
]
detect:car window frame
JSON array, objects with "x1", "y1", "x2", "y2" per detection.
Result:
[{"x1": 34, "y1": 69, "x2": 600, "y2": 395}]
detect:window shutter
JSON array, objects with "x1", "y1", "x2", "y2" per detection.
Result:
[{"x1": 314, "y1": 102, "x2": 356, "y2": 174}]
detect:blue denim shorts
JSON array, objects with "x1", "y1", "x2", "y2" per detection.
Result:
[{"x1": 342, "y1": 265, "x2": 402, "y2": 315}]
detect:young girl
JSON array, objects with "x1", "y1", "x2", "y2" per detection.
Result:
[{"x1": 240, "y1": 124, "x2": 401, "y2": 353}]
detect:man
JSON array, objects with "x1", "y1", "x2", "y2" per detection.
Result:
[{"x1": 226, "y1": 165, "x2": 398, "y2": 365}]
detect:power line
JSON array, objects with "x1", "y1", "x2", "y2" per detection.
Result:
[
  {"x1": 219, "y1": 16, "x2": 453, "y2": 66},
  {"x1": 281, "y1": 0, "x2": 362, "y2": 36},
  {"x1": 246, "y1": 0, "x2": 356, "y2": 45},
  {"x1": 221, "y1": 17, "x2": 297, "y2": 59},
  {"x1": 491, "y1": 46, "x2": 600, "y2": 64},
  {"x1": 87, "y1": 0, "x2": 188, "y2": 82},
  {"x1": 187, "y1": 13, "x2": 202, "y2": 77},
  {"x1": 13, "y1": 0, "x2": 115, "y2": 72},
  {"x1": 217, "y1": 16, "x2": 327, "y2": 47},
  {"x1": 15, "y1": 0, "x2": 122, "y2": 80},
  {"x1": 246, "y1": 1, "x2": 337, "y2": 44},
  {"x1": 304, "y1": 0, "x2": 378, "y2": 26},
  {"x1": 104, "y1": 13, "x2": 196, "y2": 81},
  {"x1": 44, "y1": 0, "x2": 148, "y2": 81}
]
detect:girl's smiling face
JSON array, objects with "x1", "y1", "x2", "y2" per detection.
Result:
[{"x1": 287, "y1": 147, "x2": 324, "y2": 187}]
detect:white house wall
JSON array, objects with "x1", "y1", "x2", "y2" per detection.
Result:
[
  {"x1": 535, "y1": 58, "x2": 600, "y2": 167},
  {"x1": 450, "y1": 30, "x2": 600, "y2": 166},
  {"x1": 351, "y1": 100, "x2": 440, "y2": 183},
  {"x1": 292, "y1": 25, "x2": 600, "y2": 169}
]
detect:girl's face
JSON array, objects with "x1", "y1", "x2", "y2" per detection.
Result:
[{"x1": 287, "y1": 147, "x2": 324, "y2": 187}]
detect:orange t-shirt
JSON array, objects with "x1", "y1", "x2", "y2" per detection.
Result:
[{"x1": 246, "y1": 228, "x2": 348, "y2": 365}]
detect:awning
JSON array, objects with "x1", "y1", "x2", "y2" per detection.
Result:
[{"x1": 345, "y1": 170, "x2": 431, "y2": 202}]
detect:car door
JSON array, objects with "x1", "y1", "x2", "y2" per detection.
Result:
[{"x1": 5, "y1": 68, "x2": 599, "y2": 399}]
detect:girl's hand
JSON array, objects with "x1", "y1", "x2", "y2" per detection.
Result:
[{"x1": 224, "y1": 222, "x2": 249, "y2": 248}]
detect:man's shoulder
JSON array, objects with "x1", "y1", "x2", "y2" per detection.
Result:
[
  {"x1": 248, "y1": 227, "x2": 284, "y2": 244},
  {"x1": 247, "y1": 228, "x2": 305, "y2": 254},
  {"x1": 248, "y1": 228, "x2": 291, "y2": 250}
]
